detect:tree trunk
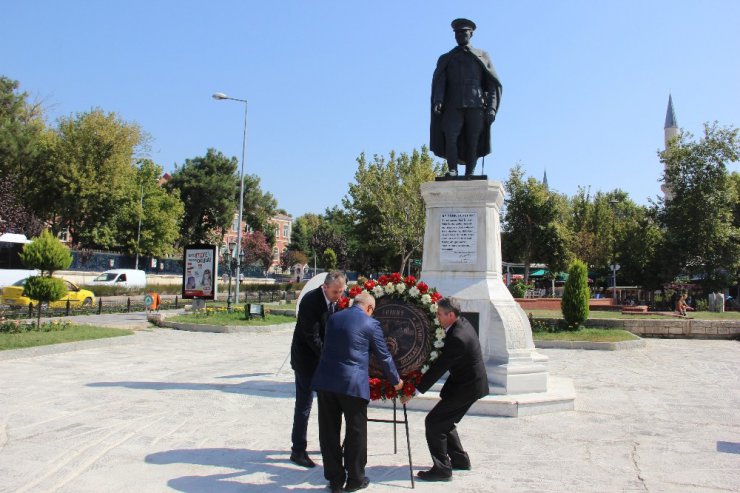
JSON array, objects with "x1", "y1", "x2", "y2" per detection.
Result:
[{"x1": 37, "y1": 303, "x2": 42, "y2": 327}]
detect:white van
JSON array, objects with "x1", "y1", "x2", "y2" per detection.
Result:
[{"x1": 91, "y1": 269, "x2": 147, "y2": 288}]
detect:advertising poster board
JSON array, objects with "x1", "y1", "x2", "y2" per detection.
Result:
[{"x1": 182, "y1": 244, "x2": 218, "y2": 300}]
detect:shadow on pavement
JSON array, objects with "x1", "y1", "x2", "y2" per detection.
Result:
[
  {"x1": 145, "y1": 448, "x2": 413, "y2": 492},
  {"x1": 145, "y1": 448, "x2": 324, "y2": 492},
  {"x1": 87, "y1": 379, "x2": 295, "y2": 398}
]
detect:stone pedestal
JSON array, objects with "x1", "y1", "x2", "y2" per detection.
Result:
[{"x1": 420, "y1": 180, "x2": 549, "y2": 394}]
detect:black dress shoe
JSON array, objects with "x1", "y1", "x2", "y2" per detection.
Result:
[
  {"x1": 289, "y1": 451, "x2": 316, "y2": 468},
  {"x1": 328, "y1": 482, "x2": 343, "y2": 493},
  {"x1": 417, "y1": 468, "x2": 452, "y2": 481},
  {"x1": 451, "y1": 460, "x2": 471, "y2": 470},
  {"x1": 344, "y1": 477, "x2": 369, "y2": 491}
]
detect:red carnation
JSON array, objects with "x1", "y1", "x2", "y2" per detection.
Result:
[
  {"x1": 389, "y1": 272, "x2": 402, "y2": 284},
  {"x1": 416, "y1": 282, "x2": 429, "y2": 294},
  {"x1": 337, "y1": 296, "x2": 350, "y2": 309},
  {"x1": 404, "y1": 275, "x2": 417, "y2": 287},
  {"x1": 348, "y1": 286, "x2": 363, "y2": 298},
  {"x1": 384, "y1": 385, "x2": 398, "y2": 400},
  {"x1": 364, "y1": 279, "x2": 376, "y2": 290},
  {"x1": 430, "y1": 291, "x2": 443, "y2": 303},
  {"x1": 377, "y1": 275, "x2": 389, "y2": 286}
]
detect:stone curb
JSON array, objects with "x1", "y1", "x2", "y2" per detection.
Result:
[
  {"x1": 153, "y1": 318, "x2": 293, "y2": 334},
  {"x1": 534, "y1": 338, "x2": 646, "y2": 350}
]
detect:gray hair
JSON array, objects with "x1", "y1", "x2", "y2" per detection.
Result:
[
  {"x1": 437, "y1": 297, "x2": 461, "y2": 317},
  {"x1": 353, "y1": 292, "x2": 375, "y2": 309},
  {"x1": 323, "y1": 270, "x2": 347, "y2": 287}
]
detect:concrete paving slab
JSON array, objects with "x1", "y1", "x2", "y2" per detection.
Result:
[{"x1": 0, "y1": 326, "x2": 738, "y2": 492}]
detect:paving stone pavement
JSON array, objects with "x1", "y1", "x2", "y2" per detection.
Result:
[{"x1": 0, "y1": 325, "x2": 738, "y2": 492}]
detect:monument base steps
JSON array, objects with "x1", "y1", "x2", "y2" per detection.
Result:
[{"x1": 372, "y1": 376, "x2": 575, "y2": 418}]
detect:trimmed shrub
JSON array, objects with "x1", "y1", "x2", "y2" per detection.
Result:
[
  {"x1": 561, "y1": 259, "x2": 590, "y2": 329},
  {"x1": 19, "y1": 230, "x2": 72, "y2": 275},
  {"x1": 24, "y1": 276, "x2": 68, "y2": 325}
]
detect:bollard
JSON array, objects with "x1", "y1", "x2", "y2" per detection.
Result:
[
  {"x1": 66, "y1": 299, "x2": 71, "y2": 316},
  {"x1": 175, "y1": 295, "x2": 179, "y2": 309},
  {"x1": 127, "y1": 297, "x2": 131, "y2": 312},
  {"x1": 98, "y1": 298, "x2": 103, "y2": 314}
]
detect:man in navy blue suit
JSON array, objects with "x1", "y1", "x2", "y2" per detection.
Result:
[
  {"x1": 312, "y1": 292, "x2": 403, "y2": 492},
  {"x1": 289, "y1": 271, "x2": 347, "y2": 468}
]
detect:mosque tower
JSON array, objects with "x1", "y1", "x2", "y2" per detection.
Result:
[{"x1": 661, "y1": 94, "x2": 678, "y2": 201}]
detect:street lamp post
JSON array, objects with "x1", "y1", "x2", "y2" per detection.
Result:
[
  {"x1": 213, "y1": 92, "x2": 248, "y2": 305},
  {"x1": 609, "y1": 199, "x2": 620, "y2": 303}
]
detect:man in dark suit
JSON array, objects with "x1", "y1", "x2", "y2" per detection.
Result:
[
  {"x1": 289, "y1": 271, "x2": 347, "y2": 468},
  {"x1": 312, "y1": 292, "x2": 403, "y2": 492},
  {"x1": 402, "y1": 297, "x2": 489, "y2": 482}
]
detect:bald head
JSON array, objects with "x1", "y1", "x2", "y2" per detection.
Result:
[{"x1": 353, "y1": 292, "x2": 376, "y2": 316}]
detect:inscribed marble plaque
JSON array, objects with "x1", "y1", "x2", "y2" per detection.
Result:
[{"x1": 440, "y1": 212, "x2": 477, "y2": 264}]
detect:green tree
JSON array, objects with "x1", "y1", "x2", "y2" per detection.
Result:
[
  {"x1": 288, "y1": 214, "x2": 321, "y2": 256},
  {"x1": 502, "y1": 165, "x2": 570, "y2": 283},
  {"x1": 323, "y1": 248, "x2": 337, "y2": 269},
  {"x1": 561, "y1": 259, "x2": 590, "y2": 329},
  {"x1": 344, "y1": 148, "x2": 440, "y2": 273},
  {"x1": 166, "y1": 148, "x2": 239, "y2": 246},
  {"x1": 280, "y1": 249, "x2": 308, "y2": 271},
  {"x1": 33, "y1": 109, "x2": 145, "y2": 248},
  {"x1": 24, "y1": 276, "x2": 67, "y2": 326},
  {"x1": 116, "y1": 159, "x2": 184, "y2": 257},
  {"x1": 0, "y1": 76, "x2": 50, "y2": 189},
  {"x1": 242, "y1": 174, "x2": 278, "y2": 245},
  {"x1": 19, "y1": 230, "x2": 73, "y2": 275},
  {"x1": 658, "y1": 123, "x2": 740, "y2": 291}
]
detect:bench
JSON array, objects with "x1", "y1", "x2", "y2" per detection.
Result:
[{"x1": 621, "y1": 305, "x2": 648, "y2": 314}]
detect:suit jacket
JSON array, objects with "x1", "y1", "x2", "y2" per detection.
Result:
[
  {"x1": 311, "y1": 305, "x2": 400, "y2": 402},
  {"x1": 416, "y1": 316, "x2": 489, "y2": 402},
  {"x1": 290, "y1": 286, "x2": 330, "y2": 375}
]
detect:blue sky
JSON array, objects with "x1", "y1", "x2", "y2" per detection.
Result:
[{"x1": 3, "y1": 1, "x2": 739, "y2": 217}]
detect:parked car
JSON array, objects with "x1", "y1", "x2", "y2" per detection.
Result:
[
  {"x1": 1, "y1": 278, "x2": 95, "y2": 308},
  {"x1": 91, "y1": 269, "x2": 147, "y2": 288}
]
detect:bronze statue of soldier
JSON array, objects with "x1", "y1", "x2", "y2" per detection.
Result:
[{"x1": 430, "y1": 18, "x2": 502, "y2": 178}]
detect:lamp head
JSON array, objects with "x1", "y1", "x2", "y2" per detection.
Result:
[{"x1": 212, "y1": 92, "x2": 228, "y2": 100}]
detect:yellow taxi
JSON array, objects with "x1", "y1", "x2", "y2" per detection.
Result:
[{"x1": 1, "y1": 278, "x2": 95, "y2": 308}]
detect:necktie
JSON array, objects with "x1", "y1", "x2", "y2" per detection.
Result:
[{"x1": 328, "y1": 302, "x2": 335, "y2": 314}]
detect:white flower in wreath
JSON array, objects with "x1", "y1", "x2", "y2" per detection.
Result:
[
  {"x1": 395, "y1": 283, "x2": 406, "y2": 294},
  {"x1": 421, "y1": 364, "x2": 429, "y2": 374},
  {"x1": 430, "y1": 350, "x2": 439, "y2": 360},
  {"x1": 433, "y1": 318, "x2": 441, "y2": 327},
  {"x1": 420, "y1": 293, "x2": 432, "y2": 305},
  {"x1": 373, "y1": 285, "x2": 385, "y2": 298},
  {"x1": 429, "y1": 303, "x2": 438, "y2": 313},
  {"x1": 435, "y1": 328, "x2": 445, "y2": 339},
  {"x1": 408, "y1": 286, "x2": 420, "y2": 298},
  {"x1": 348, "y1": 299, "x2": 354, "y2": 307},
  {"x1": 434, "y1": 339, "x2": 445, "y2": 348},
  {"x1": 384, "y1": 283, "x2": 395, "y2": 295}
]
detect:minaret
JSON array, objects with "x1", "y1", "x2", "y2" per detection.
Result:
[
  {"x1": 542, "y1": 169, "x2": 549, "y2": 190},
  {"x1": 661, "y1": 94, "x2": 678, "y2": 201},
  {"x1": 664, "y1": 94, "x2": 678, "y2": 148}
]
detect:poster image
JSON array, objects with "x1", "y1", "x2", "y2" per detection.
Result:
[{"x1": 182, "y1": 244, "x2": 217, "y2": 300}]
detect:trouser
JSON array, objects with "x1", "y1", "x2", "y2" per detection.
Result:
[
  {"x1": 291, "y1": 370, "x2": 314, "y2": 453},
  {"x1": 441, "y1": 107, "x2": 484, "y2": 175},
  {"x1": 425, "y1": 397, "x2": 475, "y2": 473},
  {"x1": 317, "y1": 390, "x2": 368, "y2": 486}
]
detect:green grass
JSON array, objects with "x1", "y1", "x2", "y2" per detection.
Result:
[
  {"x1": 526, "y1": 309, "x2": 740, "y2": 320},
  {"x1": 533, "y1": 328, "x2": 639, "y2": 342},
  {"x1": 170, "y1": 311, "x2": 295, "y2": 326},
  {"x1": 0, "y1": 325, "x2": 133, "y2": 351}
]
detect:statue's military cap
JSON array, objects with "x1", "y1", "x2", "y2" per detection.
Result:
[{"x1": 451, "y1": 18, "x2": 476, "y2": 31}]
